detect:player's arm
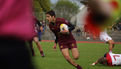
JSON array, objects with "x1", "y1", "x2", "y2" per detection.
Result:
[
  {"x1": 55, "y1": 37, "x2": 58, "y2": 44},
  {"x1": 52, "y1": 34, "x2": 58, "y2": 50},
  {"x1": 91, "y1": 57, "x2": 107, "y2": 65},
  {"x1": 40, "y1": 26, "x2": 43, "y2": 32},
  {"x1": 60, "y1": 23, "x2": 69, "y2": 34},
  {"x1": 36, "y1": 20, "x2": 43, "y2": 32},
  {"x1": 39, "y1": 22, "x2": 43, "y2": 32},
  {"x1": 68, "y1": 23, "x2": 75, "y2": 32},
  {"x1": 53, "y1": 36, "x2": 58, "y2": 50}
]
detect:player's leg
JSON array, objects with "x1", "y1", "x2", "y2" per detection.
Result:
[
  {"x1": 107, "y1": 40, "x2": 115, "y2": 52},
  {"x1": 70, "y1": 42, "x2": 79, "y2": 60},
  {"x1": 28, "y1": 40, "x2": 35, "y2": 56},
  {"x1": 61, "y1": 48, "x2": 78, "y2": 66},
  {"x1": 33, "y1": 36, "x2": 44, "y2": 57},
  {"x1": 70, "y1": 43, "x2": 82, "y2": 69},
  {"x1": 100, "y1": 32, "x2": 114, "y2": 52},
  {"x1": 71, "y1": 48, "x2": 79, "y2": 60},
  {"x1": 61, "y1": 48, "x2": 82, "y2": 69}
]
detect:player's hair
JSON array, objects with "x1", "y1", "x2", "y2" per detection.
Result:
[
  {"x1": 98, "y1": 57, "x2": 107, "y2": 65},
  {"x1": 46, "y1": 10, "x2": 55, "y2": 17}
]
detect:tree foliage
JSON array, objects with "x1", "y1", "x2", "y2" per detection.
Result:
[
  {"x1": 33, "y1": 0, "x2": 51, "y2": 12},
  {"x1": 54, "y1": 0, "x2": 79, "y2": 21},
  {"x1": 115, "y1": 16, "x2": 121, "y2": 24},
  {"x1": 33, "y1": 0, "x2": 42, "y2": 12},
  {"x1": 38, "y1": 0, "x2": 51, "y2": 12},
  {"x1": 33, "y1": 0, "x2": 51, "y2": 20}
]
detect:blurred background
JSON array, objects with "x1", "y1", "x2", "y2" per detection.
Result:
[{"x1": 33, "y1": 0, "x2": 121, "y2": 42}]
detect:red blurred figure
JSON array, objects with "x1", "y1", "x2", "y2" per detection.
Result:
[{"x1": 81, "y1": 0, "x2": 120, "y2": 37}]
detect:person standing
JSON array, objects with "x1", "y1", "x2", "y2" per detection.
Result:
[{"x1": 29, "y1": 18, "x2": 45, "y2": 57}]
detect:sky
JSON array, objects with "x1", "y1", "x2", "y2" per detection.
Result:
[
  {"x1": 50, "y1": 0, "x2": 58, "y2": 4},
  {"x1": 50, "y1": 0, "x2": 82, "y2": 7}
]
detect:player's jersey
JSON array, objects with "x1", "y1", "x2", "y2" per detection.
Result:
[
  {"x1": 49, "y1": 18, "x2": 76, "y2": 44},
  {"x1": 99, "y1": 31, "x2": 112, "y2": 42},
  {"x1": 106, "y1": 52, "x2": 121, "y2": 66},
  {"x1": 34, "y1": 19, "x2": 42, "y2": 33}
]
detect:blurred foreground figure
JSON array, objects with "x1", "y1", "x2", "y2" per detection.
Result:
[
  {"x1": 81, "y1": 0, "x2": 121, "y2": 37},
  {"x1": 81, "y1": 0, "x2": 119, "y2": 53},
  {"x1": 0, "y1": 0, "x2": 35, "y2": 69}
]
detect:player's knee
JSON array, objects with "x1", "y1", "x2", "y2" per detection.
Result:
[
  {"x1": 109, "y1": 42, "x2": 114, "y2": 45},
  {"x1": 73, "y1": 55, "x2": 79, "y2": 60},
  {"x1": 34, "y1": 39, "x2": 39, "y2": 43},
  {"x1": 108, "y1": 40, "x2": 114, "y2": 45}
]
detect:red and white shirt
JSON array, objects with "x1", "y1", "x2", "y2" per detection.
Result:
[{"x1": 106, "y1": 52, "x2": 121, "y2": 66}]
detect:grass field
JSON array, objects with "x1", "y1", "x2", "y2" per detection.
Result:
[{"x1": 32, "y1": 42, "x2": 121, "y2": 69}]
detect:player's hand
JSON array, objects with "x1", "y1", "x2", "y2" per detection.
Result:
[{"x1": 91, "y1": 63, "x2": 96, "y2": 66}]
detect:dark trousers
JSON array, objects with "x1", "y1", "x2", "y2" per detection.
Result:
[{"x1": 0, "y1": 38, "x2": 34, "y2": 69}]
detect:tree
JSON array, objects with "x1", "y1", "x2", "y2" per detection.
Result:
[
  {"x1": 33, "y1": 0, "x2": 51, "y2": 20},
  {"x1": 53, "y1": 0, "x2": 79, "y2": 21},
  {"x1": 38, "y1": 0, "x2": 51, "y2": 12},
  {"x1": 115, "y1": 16, "x2": 121, "y2": 24},
  {"x1": 33, "y1": 0, "x2": 42, "y2": 12}
]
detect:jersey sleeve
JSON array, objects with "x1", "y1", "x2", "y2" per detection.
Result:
[
  {"x1": 68, "y1": 23, "x2": 75, "y2": 32},
  {"x1": 61, "y1": 19, "x2": 75, "y2": 32},
  {"x1": 106, "y1": 53, "x2": 113, "y2": 66}
]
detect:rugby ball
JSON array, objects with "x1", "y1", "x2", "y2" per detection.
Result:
[{"x1": 60, "y1": 24, "x2": 68, "y2": 31}]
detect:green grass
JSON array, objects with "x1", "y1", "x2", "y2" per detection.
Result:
[{"x1": 32, "y1": 42, "x2": 121, "y2": 69}]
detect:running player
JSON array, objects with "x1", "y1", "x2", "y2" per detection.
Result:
[
  {"x1": 29, "y1": 18, "x2": 44, "y2": 57},
  {"x1": 46, "y1": 10, "x2": 82, "y2": 69}
]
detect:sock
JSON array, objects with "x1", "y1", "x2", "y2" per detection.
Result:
[
  {"x1": 32, "y1": 49, "x2": 35, "y2": 56},
  {"x1": 76, "y1": 65, "x2": 82, "y2": 69},
  {"x1": 40, "y1": 51, "x2": 43, "y2": 54},
  {"x1": 40, "y1": 51, "x2": 44, "y2": 57}
]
